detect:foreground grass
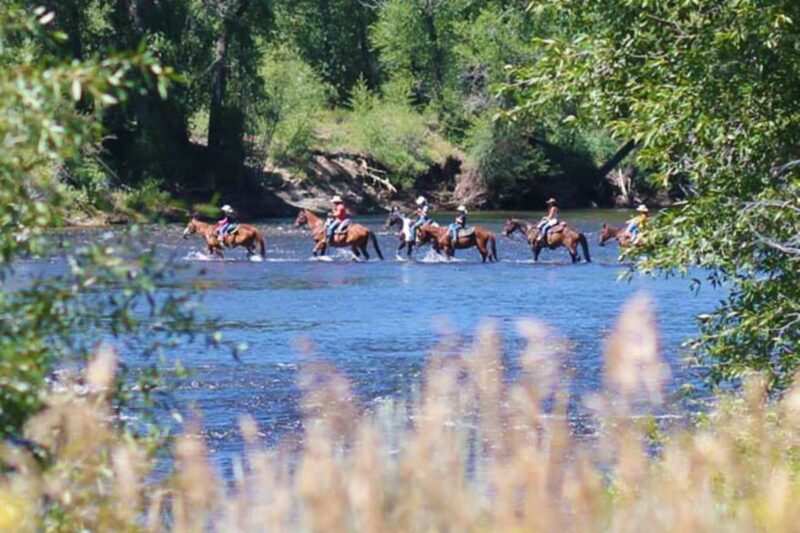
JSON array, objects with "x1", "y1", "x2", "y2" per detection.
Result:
[{"x1": 2, "y1": 295, "x2": 800, "y2": 531}]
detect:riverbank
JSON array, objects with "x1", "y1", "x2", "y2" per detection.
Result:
[{"x1": 62, "y1": 147, "x2": 675, "y2": 226}]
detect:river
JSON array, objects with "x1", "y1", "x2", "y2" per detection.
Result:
[{"x1": 21, "y1": 210, "x2": 723, "y2": 470}]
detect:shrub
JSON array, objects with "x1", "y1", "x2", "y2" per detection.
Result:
[
  {"x1": 112, "y1": 178, "x2": 173, "y2": 221},
  {"x1": 253, "y1": 45, "x2": 331, "y2": 167},
  {"x1": 319, "y1": 78, "x2": 455, "y2": 184}
]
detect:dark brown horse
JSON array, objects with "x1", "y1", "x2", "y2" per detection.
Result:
[
  {"x1": 294, "y1": 209, "x2": 383, "y2": 260},
  {"x1": 183, "y1": 216, "x2": 266, "y2": 259},
  {"x1": 599, "y1": 223, "x2": 633, "y2": 247},
  {"x1": 503, "y1": 218, "x2": 590, "y2": 263},
  {"x1": 416, "y1": 224, "x2": 498, "y2": 262}
]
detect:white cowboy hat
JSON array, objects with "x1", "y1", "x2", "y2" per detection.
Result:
[
  {"x1": 546, "y1": 198, "x2": 558, "y2": 205},
  {"x1": 416, "y1": 195, "x2": 427, "y2": 206},
  {"x1": 456, "y1": 205, "x2": 468, "y2": 214},
  {"x1": 331, "y1": 195, "x2": 343, "y2": 203},
  {"x1": 636, "y1": 204, "x2": 649, "y2": 213},
  {"x1": 221, "y1": 204, "x2": 234, "y2": 214}
]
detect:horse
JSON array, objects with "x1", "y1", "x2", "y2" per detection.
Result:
[
  {"x1": 182, "y1": 215, "x2": 266, "y2": 259},
  {"x1": 502, "y1": 218, "x2": 590, "y2": 263},
  {"x1": 599, "y1": 223, "x2": 633, "y2": 247},
  {"x1": 294, "y1": 209, "x2": 383, "y2": 260},
  {"x1": 384, "y1": 207, "x2": 440, "y2": 258},
  {"x1": 416, "y1": 223, "x2": 498, "y2": 263}
]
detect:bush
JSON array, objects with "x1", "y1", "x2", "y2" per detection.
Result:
[
  {"x1": 253, "y1": 45, "x2": 331, "y2": 166},
  {"x1": 112, "y1": 178, "x2": 173, "y2": 221},
  {"x1": 319, "y1": 78, "x2": 455, "y2": 183}
]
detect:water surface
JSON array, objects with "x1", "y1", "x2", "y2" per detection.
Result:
[{"x1": 20, "y1": 210, "x2": 723, "y2": 467}]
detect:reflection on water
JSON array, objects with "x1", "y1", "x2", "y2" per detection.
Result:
[{"x1": 29, "y1": 210, "x2": 724, "y2": 469}]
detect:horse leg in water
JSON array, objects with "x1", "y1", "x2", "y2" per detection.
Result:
[
  {"x1": 358, "y1": 244, "x2": 370, "y2": 261},
  {"x1": 568, "y1": 245, "x2": 578, "y2": 263},
  {"x1": 475, "y1": 237, "x2": 489, "y2": 263},
  {"x1": 533, "y1": 241, "x2": 541, "y2": 262}
]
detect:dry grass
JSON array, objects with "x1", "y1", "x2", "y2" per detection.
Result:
[{"x1": 2, "y1": 294, "x2": 800, "y2": 532}]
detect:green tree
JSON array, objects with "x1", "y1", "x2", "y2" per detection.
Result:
[
  {"x1": 273, "y1": 0, "x2": 379, "y2": 101},
  {"x1": 503, "y1": 0, "x2": 800, "y2": 387}
]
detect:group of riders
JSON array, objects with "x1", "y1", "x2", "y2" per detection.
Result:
[{"x1": 203, "y1": 195, "x2": 649, "y2": 260}]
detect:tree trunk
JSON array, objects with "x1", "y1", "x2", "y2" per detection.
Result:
[
  {"x1": 208, "y1": 32, "x2": 229, "y2": 152},
  {"x1": 597, "y1": 139, "x2": 637, "y2": 178},
  {"x1": 421, "y1": 1, "x2": 444, "y2": 100},
  {"x1": 206, "y1": 0, "x2": 251, "y2": 191},
  {"x1": 355, "y1": 6, "x2": 376, "y2": 88}
]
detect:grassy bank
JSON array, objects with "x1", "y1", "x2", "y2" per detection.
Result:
[{"x1": 3, "y1": 295, "x2": 800, "y2": 531}]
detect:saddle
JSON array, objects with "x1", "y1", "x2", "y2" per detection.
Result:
[{"x1": 456, "y1": 227, "x2": 475, "y2": 238}]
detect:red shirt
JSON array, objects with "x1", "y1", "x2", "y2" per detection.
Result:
[{"x1": 334, "y1": 204, "x2": 348, "y2": 221}]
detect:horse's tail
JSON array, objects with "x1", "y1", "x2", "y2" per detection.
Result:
[
  {"x1": 579, "y1": 232, "x2": 591, "y2": 263},
  {"x1": 490, "y1": 233, "x2": 498, "y2": 262},
  {"x1": 256, "y1": 231, "x2": 266, "y2": 259},
  {"x1": 370, "y1": 231, "x2": 384, "y2": 260}
]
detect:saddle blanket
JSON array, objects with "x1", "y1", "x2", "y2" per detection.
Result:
[{"x1": 456, "y1": 227, "x2": 475, "y2": 238}]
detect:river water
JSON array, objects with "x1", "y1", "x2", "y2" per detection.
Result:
[{"x1": 21, "y1": 210, "x2": 724, "y2": 468}]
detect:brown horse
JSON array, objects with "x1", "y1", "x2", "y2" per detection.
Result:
[
  {"x1": 503, "y1": 218, "x2": 590, "y2": 263},
  {"x1": 416, "y1": 224, "x2": 498, "y2": 262},
  {"x1": 599, "y1": 223, "x2": 633, "y2": 247},
  {"x1": 294, "y1": 209, "x2": 383, "y2": 260},
  {"x1": 183, "y1": 215, "x2": 266, "y2": 259}
]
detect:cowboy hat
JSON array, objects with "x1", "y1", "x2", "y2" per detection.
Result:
[
  {"x1": 636, "y1": 204, "x2": 649, "y2": 213},
  {"x1": 331, "y1": 195, "x2": 343, "y2": 203},
  {"x1": 416, "y1": 195, "x2": 427, "y2": 205},
  {"x1": 456, "y1": 205, "x2": 468, "y2": 214}
]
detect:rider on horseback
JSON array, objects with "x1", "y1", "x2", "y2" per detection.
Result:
[
  {"x1": 448, "y1": 205, "x2": 468, "y2": 246},
  {"x1": 326, "y1": 195, "x2": 350, "y2": 244},
  {"x1": 625, "y1": 205, "x2": 649, "y2": 243},
  {"x1": 410, "y1": 196, "x2": 431, "y2": 241},
  {"x1": 536, "y1": 198, "x2": 560, "y2": 245},
  {"x1": 216, "y1": 205, "x2": 237, "y2": 236}
]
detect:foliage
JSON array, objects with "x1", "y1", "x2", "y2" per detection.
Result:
[
  {"x1": 502, "y1": 0, "x2": 800, "y2": 387},
  {"x1": 318, "y1": 78, "x2": 455, "y2": 182},
  {"x1": 253, "y1": 45, "x2": 331, "y2": 166},
  {"x1": 30, "y1": 0, "x2": 630, "y2": 211},
  {"x1": 0, "y1": 6, "x2": 216, "y2": 445},
  {"x1": 4, "y1": 297, "x2": 800, "y2": 530},
  {"x1": 272, "y1": 0, "x2": 379, "y2": 101},
  {"x1": 464, "y1": 114, "x2": 552, "y2": 205}
]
